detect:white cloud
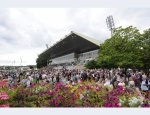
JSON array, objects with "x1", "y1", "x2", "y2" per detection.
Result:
[{"x1": 0, "y1": 8, "x2": 150, "y2": 66}]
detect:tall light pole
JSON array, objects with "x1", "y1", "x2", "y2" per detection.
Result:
[{"x1": 106, "y1": 15, "x2": 115, "y2": 37}]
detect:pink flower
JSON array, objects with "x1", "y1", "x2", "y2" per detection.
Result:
[
  {"x1": 96, "y1": 87, "x2": 100, "y2": 91},
  {"x1": 0, "y1": 104, "x2": 9, "y2": 107},
  {"x1": 0, "y1": 92, "x2": 9, "y2": 100},
  {"x1": 0, "y1": 81, "x2": 7, "y2": 87}
]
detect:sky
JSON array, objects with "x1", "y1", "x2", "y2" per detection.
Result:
[{"x1": 0, "y1": 8, "x2": 150, "y2": 66}]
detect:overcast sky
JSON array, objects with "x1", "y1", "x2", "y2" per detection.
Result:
[{"x1": 0, "y1": 8, "x2": 150, "y2": 66}]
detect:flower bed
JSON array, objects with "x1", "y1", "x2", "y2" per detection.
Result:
[{"x1": 0, "y1": 81, "x2": 149, "y2": 107}]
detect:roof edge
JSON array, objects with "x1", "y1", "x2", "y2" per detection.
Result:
[{"x1": 71, "y1": 31, "x2": 100, "y2": 46}]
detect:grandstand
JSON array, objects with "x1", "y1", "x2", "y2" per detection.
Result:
[{"x1": 37, "y1": 31, "x2": 100, "y2": 68}]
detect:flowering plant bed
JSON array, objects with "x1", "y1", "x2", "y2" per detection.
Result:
[{"x1": 0, "y1": 81, "x2": 149, "y2": 107}]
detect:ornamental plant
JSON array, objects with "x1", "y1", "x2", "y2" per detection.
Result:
[
  {"x1": 48, "y1": 82, "x2": 77, "y2": 107},
  {"x1": 0, "y1": 91, "x2": 9, "y2": 107},
  {"x1": 0, "y1": 80, "x2": 149, "y2": 107}
]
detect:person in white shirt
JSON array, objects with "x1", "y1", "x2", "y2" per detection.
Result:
[
  {"x1": 104, "y1": 78, "x2": 111, "y2": 86},
  {"x1": 116, "y1": 73, "x2": 121, "y2": 82},
  {"x1": 61, "y1": 76, "x2": 67, "y2": 84},
  {"x1": 141, "y1": 75, "x2": 150, "y2": 91},
  {"x1": 53, "y1": 76, "x2": 56, "y2": 83},
  {"x1": 28, "y1": 76, "x2": 33, "y2": 82}
]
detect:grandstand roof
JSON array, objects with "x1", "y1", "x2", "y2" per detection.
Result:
[
  {"x1": 39, "y1": 31, "x2": 100, "y2": 59},
  {"x1": 72, "y1": 31, "x2": 100, "y2": 46}
]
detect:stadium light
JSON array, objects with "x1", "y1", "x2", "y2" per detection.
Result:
[{"x1": 106, "y1": 15, "x2": 115, "y2": 37}]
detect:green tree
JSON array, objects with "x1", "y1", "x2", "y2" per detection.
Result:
[
  {"x1": 97, "y1": 26, "x2": 143, "y2": 69},
  {"x1": 36, "y1": 54, "x2": 48, "y2": 68},
  {"x1": 29, "y1": 65, "x2": 34, "y2": 69},
  {"x1": 85, "y1": 60, "x2": 99, "y2": 69},
  {"x1": 36, "y1": 57, "x2": 48, "y2": 68},
  {"x1": 141, "y1": 28, "x2": 150, "y2": 69}
]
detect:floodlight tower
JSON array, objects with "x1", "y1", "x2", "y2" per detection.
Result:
[{"x1": 106, "y1": 15, "x2": 115, "y2": 37}]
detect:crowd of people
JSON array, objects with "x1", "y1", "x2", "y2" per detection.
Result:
[{"x1": 0, "y1": 67, "x2": 150, "y2": 97}]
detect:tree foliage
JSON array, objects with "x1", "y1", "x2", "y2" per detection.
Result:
[
  {"x1": 36, "y1": 53, "x2": 48, "y2": 68},
  {"x1": 85, "y1": 60, "x2": 99, "y2": 69},
  {"x1": 141, "y1": 28, "x2": 150, "y2": 69},
  {"x1": 97, "y1": 26, "x2": 146, "y2": 69}
]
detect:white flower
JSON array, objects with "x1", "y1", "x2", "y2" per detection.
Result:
[
  {"x1": 118, "y1": 82, "x2": 125, "y2": 87},
  {"x1": 118, "y1": 103, "x2": 122, "y2": 106},
  {"x1": 128, "y1": 97, "x2": 143, "y2": 107},
  {"x1": 80, "y1": 94, "x2": 84, "y2": 100},
  {"x1": 139, "y1": 96, "x2": 144, "y2": 104}
]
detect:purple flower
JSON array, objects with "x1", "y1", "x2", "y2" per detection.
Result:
[
  {"x1": 54, "y1": 88, "x2": 59, "y2": 92},
  {"x1": 30, "y1": 83, "x2": 35, "y2": 88},
  {"x1": 49, "y1": 100, "x2": 55, "y2": 105},
  {"x1": 113, "y1": 103, "x2": 120, "y2": 107},
  {"x1": 104, "y1": 103, "x2": 112, "y2": 107},
  {"x1": 111, "y1": 96, "x2": 118, "y2": 103},
  {"x1": 86, "y1": 85, "x2": 91, "y2": 90},
  {"x1": 79, "y1": 85, "x2": 84, "y2": 90},
  {"x1": 39, "y1": 92, "x2": 45, "y2": 97},
  {"x1": 142, "y1": 104, "x2": 149, "y2": 107},
  {"x1": 58, "y1": 94, "x2": 63, "y2": 99},
  {"x1": 116, "y1": 87, "x2": 123, "y2": 95},
  {"x1": 55, "y1": 102, "x2": 60, "y2": 107},
  {"x1": 47, "y1": 91, "x2": 54, "y2": 97},
  {"x1": 109, "y1": 91, "x2": 115, "y2": 96}
]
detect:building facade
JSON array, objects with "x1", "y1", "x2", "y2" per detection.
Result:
[{"x1": 37, "y1": 31, "x2": 100, "y2": 68}]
